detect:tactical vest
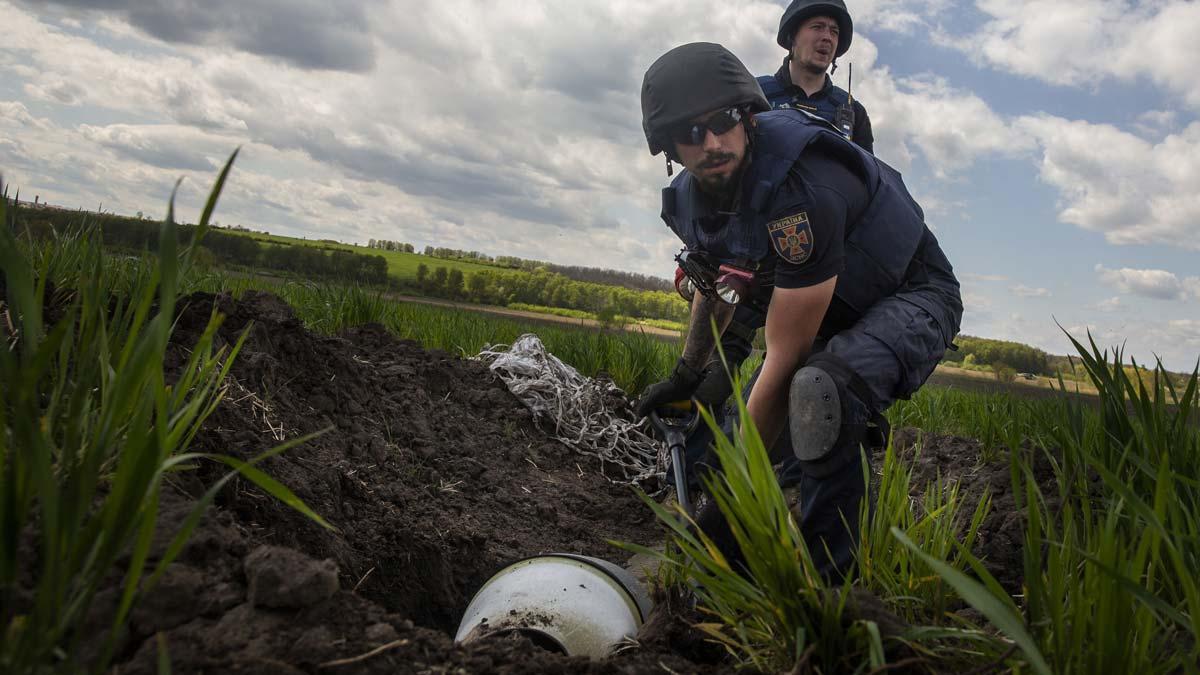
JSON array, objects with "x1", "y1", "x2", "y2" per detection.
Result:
[
  {"x1": 660, "y1": 109, "x2": 927, "y2": 322},
  {"x1": 756, "y1": 75, "x2": 848, "y2": 123}
]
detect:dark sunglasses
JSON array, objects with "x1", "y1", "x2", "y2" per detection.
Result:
[{"x1": 667, "y1": 107, "x2": 744, "y2": 146}]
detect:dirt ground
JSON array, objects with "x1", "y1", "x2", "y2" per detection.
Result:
[
  {"x1": 65, "y1": 290, "x2": 1031, "y2": 674},
  {"x1": 91, "y1": 290, "x2": 728, "y2": 674}
]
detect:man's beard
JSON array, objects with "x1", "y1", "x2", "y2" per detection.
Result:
[{"x1": 695, "y1": 152, "x2": 746, "y2": 201}]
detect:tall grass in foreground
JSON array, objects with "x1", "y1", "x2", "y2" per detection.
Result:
[
  {"x1": 622, "y1": 381, "x2": 1001, "y2": 672},
  {"x1": 625, "y1": 334, "x2": 1199, "y2": 672},
  {"x1": 0, "y1": 159, "x2": 329, "y2": 673},
  {"x1": 1014, "y1": 340, "x2": 1200, "y2": 672},
  {"x1": 902, "y1": 337, "x2": 1200, "y2": 674},
  {"x1": 857, "y1": 444, "x2": 991, "y2": 625}
]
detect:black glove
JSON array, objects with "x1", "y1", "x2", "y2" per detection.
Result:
[
  {"x1": 634, "y1": 358, "x2": 706, "y2": 418},
  {"x1": 692, "y1": 356, "x2": 738, "y2": 410}
]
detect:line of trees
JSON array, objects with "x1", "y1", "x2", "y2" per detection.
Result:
[
  {"x1": 422, "y1": 246, "x2": 672, "y2": 293},
  {"x1": 412, "y1": 264, "x2": 688, "y2": 322},
  {"x1": 13, "y1": 206, "x2": 389, "y2": 285},
  {"x1": 368, "y1": 239, "x2": 415, "y2": 252},
  {"x1": 941, "y1": 335, "x2": 1050, "y2": 376}
]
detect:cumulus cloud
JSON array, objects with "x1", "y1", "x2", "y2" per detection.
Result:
[
  {"x1": 1134, "y1": 110, "x2": 1178, "y2": 138},
  {"x1": 21, "y1": 0, "x2": 377, "y2": 72},
  {"x1": 1095, "y1": 264, "x2": 1200, "y2": 301},
  {"x1": 1017, "y1": 116, "x2": 1200, "y2": 249},
  {"x1": 0, "y1": 101, "x2": 51, "y2": 130},
  {"x1": 867, "y1": 73, "x2": 1033, "y2": 176},
  {"x1": 1, "y1": 0, "x2": 794, "y2": 276},
  {"x1": 851, "y1": 0, "x2": 957, "y2": 35},
  {"x1": 78, "y1": 124, "x2": 223, "y2": 171},
  {"x1": 3, "y1": 0, "x2": 1198, "y2": 285},
  {"x1": 939, "y1": 0, "x2": 1200, "y2": 110}
]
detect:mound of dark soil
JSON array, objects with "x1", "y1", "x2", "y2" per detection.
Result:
[
  {"x1": 58, "y1": 289, "x2": 1041, "y2": 674},
  {"x1": 103, "y1": 290, "x2": 729, "y2": 674}
]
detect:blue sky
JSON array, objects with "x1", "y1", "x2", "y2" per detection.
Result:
[{"x1": 1, "y1": 0, "x2": 1198, "y2": 370}]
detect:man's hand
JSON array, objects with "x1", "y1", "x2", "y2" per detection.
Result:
[{"x1": 635, "y1": 358, "x2": 706, "y2": 418}]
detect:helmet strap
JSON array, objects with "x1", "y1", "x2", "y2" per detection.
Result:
[
  {"x1": 830, "y1": 57, "x2": 838, "y2": 75},
  {"x1": 666, "y1": 155, "x2": 674, "y2": 177}
]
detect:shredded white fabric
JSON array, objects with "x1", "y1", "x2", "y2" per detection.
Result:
[{"x1": 475, "y1": 334, "x2": 666, "y2": 487}]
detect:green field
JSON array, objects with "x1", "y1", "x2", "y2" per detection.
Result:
[
  {"x1": 10, "y1": 212, "x2": 1200, "y2": 673},
  {"x1": 9, "y1": 164, "x2": 1200, "y2": 675},
  {"x1": 234, "y1": 229, "x2": 504, "y2": 280}
]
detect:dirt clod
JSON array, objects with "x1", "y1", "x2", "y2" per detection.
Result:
[{"x1": 245, "y1": 545, "x2": 339, "y2": 609}]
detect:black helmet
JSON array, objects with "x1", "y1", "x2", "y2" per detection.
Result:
[
  {"x1": 777, "y1": 0, "x2": 853, "y2": 57},
  {"x1": 640, "y1": 42, "x2": 770, "y2": 156}
]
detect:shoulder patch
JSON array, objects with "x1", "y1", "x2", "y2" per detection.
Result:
[{"x1": 767, "y1": 212, "x2": 814, "y2": 264}]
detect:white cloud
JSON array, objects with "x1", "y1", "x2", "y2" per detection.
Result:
[
  {"x1": 10, "y1": 0, "x2": 1036, "y2": 277},
  {"x1": 852, "y1": 0, "x2": 957, "y2": 35},
  {"x1": 0, "y1": 101, "x2": 50, "y2": 130},
  {"x1": 941, "y1": 1, "x2": 1200, "y2": 110},
  {"x1": 2, "y1": 0, "x2": 1198, "y2": 291},
  {"x1": 1134, "y1": 110, "x2": 1178, "y2": 138},
  {"x1": 78, "y1": 124, "x2": 228, "y2": 172},
  {"x1": 1094, "y1": 296, "x2": 1122, "y2": 312},
  {"x1": 1010, "y1": 284, "x2": 1050, "y2": 298},
  {"x1": 1095, "y1": 264, "x2": 1200, "y2": 301},
  {"x1": 1017, "y1": 116, "x2": 1200, "y2": 249},
  {"x1": 848, "y1": 64, "x2": 1034, "y2": 176}
]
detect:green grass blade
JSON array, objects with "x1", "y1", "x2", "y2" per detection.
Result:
[{"x1": 891, "y1": 528, "x2": 1051, "y2": 675}]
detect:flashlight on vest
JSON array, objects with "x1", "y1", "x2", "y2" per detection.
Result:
[{"x1": 714, "y1": 264, "x2": 756, "y2": 305}]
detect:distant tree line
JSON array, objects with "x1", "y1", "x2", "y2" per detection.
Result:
[
  {"x1": 941, "y1": 335, "x2": 1050, "y2": 375},
  {"x1": 411, "y1": 264, "x2": 688, "y2": 322},
  {"x1": 368, "y1": 239, "x2": 415, "y2": 253},
  {"x1": 12, "y1": 206, "x2": 388, "y2": 285},
  {"x1": 421, "y1": 246, "x2": 672, "y2": 293}
]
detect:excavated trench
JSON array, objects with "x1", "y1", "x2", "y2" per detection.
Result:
[
  {"x1": 94, "y1": 290, "x2": 735, "y2": 674},
  {"x1": 39, "y1": 289, "x2": 1032, "y2": 673}
]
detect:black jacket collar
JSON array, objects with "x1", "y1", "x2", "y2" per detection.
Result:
[{"x1": 773, "y1": 58, "x2": 835, "y2": 99}]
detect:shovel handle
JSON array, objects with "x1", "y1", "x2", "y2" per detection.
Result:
[
  {"x1": 670, "y1": 445, "x2": 693, "y2": 518},
  {"x1": 649, "y1": 404, "x2": 700, "y2": 519}
]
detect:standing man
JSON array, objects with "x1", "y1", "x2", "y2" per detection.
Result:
[
  {"x1": 759, "y1": 0, "x2": 873, "y2": 153},
  {"x1": 638, "y1": 43, "x2": 960, "y2": 579}
]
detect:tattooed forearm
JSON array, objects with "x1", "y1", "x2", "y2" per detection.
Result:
[{"x1": 681, "y1": 295, "x2": 736, "y2": 370}]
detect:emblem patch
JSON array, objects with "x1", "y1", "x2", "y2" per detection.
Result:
[{"x1": 767, "y1": 212, "x2": 814, "y2": 264}]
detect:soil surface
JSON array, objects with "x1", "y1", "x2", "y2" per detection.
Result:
[
  {"x1": 104, "y1": 290, "x2": 730, "y2": 674},
  {"x1": 61, "y1": 290, "x2": 1033, "y2": 674}
]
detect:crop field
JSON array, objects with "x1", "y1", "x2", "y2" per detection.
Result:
[
  {"x1": 4, "y1": 173, "x2": 1199, "y2": 674},
  {"x1": 233, "y1": 229, "x2": 502, "y2": 280}
]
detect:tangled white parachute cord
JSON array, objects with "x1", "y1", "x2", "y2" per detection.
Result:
[{"x1": 475, "y1": 334, "x2": 667, "y2": 488}]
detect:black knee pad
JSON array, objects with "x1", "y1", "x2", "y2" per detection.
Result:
[
  {"x1": 788, "y1": 365, "x2": 842, "y2": 463},
  {"x1": 789, "y1": 352, "x2": 883, "y2": 478}
]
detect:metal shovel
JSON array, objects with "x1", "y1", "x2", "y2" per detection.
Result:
[{"x1": 649, "y1": 402, "x2": 700, "y2": 518}]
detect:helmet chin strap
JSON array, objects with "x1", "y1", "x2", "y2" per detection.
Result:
[{"x1": 830, "y1": 57, "x2": 838, "y2": 75}]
